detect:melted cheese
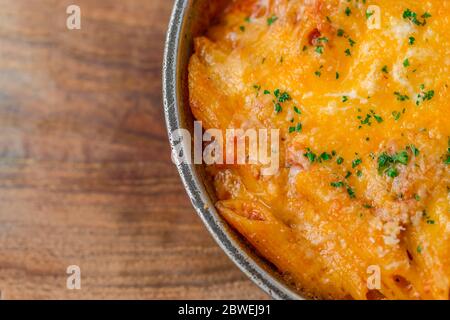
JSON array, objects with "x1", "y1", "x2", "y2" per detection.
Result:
[{"x1": 189, "y1": 0, "x2": 450, "y2": 300}]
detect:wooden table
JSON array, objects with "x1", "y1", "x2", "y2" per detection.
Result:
[{"x1": 0, "y1": 0, "x2": 267, "y2": 300}]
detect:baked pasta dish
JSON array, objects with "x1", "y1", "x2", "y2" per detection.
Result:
[{"x1": 188, "y1": 0, "x2": 450, "y2": 299}]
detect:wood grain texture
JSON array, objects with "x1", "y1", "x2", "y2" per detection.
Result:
[{"x1": 0, "y1": 0, "x2": 268, "y2": 300}]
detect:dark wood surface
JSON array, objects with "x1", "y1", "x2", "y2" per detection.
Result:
[{"x1": 0, "y1": 0, "x2": 267, "y2": 299}]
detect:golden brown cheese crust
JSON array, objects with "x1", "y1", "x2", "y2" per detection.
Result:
[{"x1": 189, "y1": 0, "x2": 450, "y2": 300}]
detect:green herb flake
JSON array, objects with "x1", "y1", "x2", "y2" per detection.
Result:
[
  {"x1": 304, "y1": 150, "x2": 317, "y2": 163},
  {"x1": 347, "y1": 187, "x2": 356, "y2": 198},
  {"x1": 267, "y1": 15, "x2": 278, "y2": 26},
  {"x1": 352, "y1": 158, "x2": 362, "y2": 168},
  {"x1": 392, "y1": 110, "x2": 402, "y2": 121},
  {"x1": 403, "y1": 58, "x2": 410, "y2": 67},
  {"x1": 288, "y1": 122, "x2": 302, "y2": 134},
  {"x1": 331, "y1": 181, "x2": 344, "y2": 188},
  {"x1": 320, "y1": 152, "x2": 332, "y2": 161},
  {"x1": 394, "y1": 92, "x2": 410, "y2": 102},
  {"x1": 386, "y1": 167, "x2": 399, "y2": 178},
  {"x1": 345, "y1": 7, "x2": 351, "y2": 16},
  {"x1": 403, "y1": 9, "x2": 428, "y2": 26},
  {"x1": 409, "y1": 144, "x2": 420, "y2": 157}
]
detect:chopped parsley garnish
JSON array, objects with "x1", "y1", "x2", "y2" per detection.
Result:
[
  {"x1": 304, "y1": 149, "x2": 317, "y2": 163},
  {"x1": 409, "y1": 36, "x2": 416, "y2": 45},
  {"x1": 385, "y1": 167, "x2": 399, "y2": 178},
  {"x1": 330, "y1": 180, "x2": 356, "y2": 199},
  {"x1": 289, "y1": 123, "x2": 303, "y2": 133},
  {"x1": 403, "y1": 58, "x2": 410, "y2": 67},
  {"x1": 408, "y1": 144, "x2": 420, "y2": 157},
  {"x1": 392, "y1": 109, "x2": 406, "y2": 121},
  {"x1": 382, "y1": 65, "x2": 389, "y2": 74},
  {"x1": 347, "y1": 187, "x2": 356, "y2": 198},
  {"x1": 352, "y1": 158, "x2": 362, "y2": 168},
  {"x1": 416, "y1": 85, "x2": 435, "y2": 105},
  {"x1": 303, "y1": 148, "x2": 340, "y2": 164},
  {"x1": 357, "y1": 110, "x2": 383, "y2": 127},
  {"x1": 377, "y1": 148, "x2": 413, "y2": 178},
  {"x1": 277, "y1": 91, "x2": 291, "y2": 102},
  {"x1": 320, "y1": 152, "x2": 332, "y2": 161},
  {"x1": 403, "y1": 9, "x2": 431, "y2": 26},
  {"x1": 274, "y1": 103, "x2": 282, "y2": 113},
  {"x1": 392, "y1": 111, "x2": 401, "y2": 121},
  {"x1": 372, "y1": 112, "x2": 383, "y2": 123},
  {"x1": 331, "y1": 181, "x2": 344, "y2": 188},
  {"x1": 345, "y1": 7, "x2": 351, "y2": 16},
  {"x1": 423, "y1": 211, "x2": 436, "y2": 225},
  {"x1": 253, "y1": 85, "x2": 261, "y2": 97},
  {"x1": 315, "y1": 46, "x2": 324, "y2": 55},
  {"x1": 267, "y1": 15, "x2": 278, "y2": 26},
  {"x1": 395, "y1": 150, "x2": 409, "y2": 165},
  {"x1": 366, "y1": 10, "x2": 374, "y2": 19},
  {"x1": 271, "y1": 88, "x2": 292, "y2": 113},
  {"x1": 394, "y1": 92, "x2": 410, "y2": 102}
]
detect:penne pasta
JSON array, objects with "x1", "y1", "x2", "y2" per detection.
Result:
[{"x1": 188, "y1": 0, "x2": 450, "y2": 299}]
